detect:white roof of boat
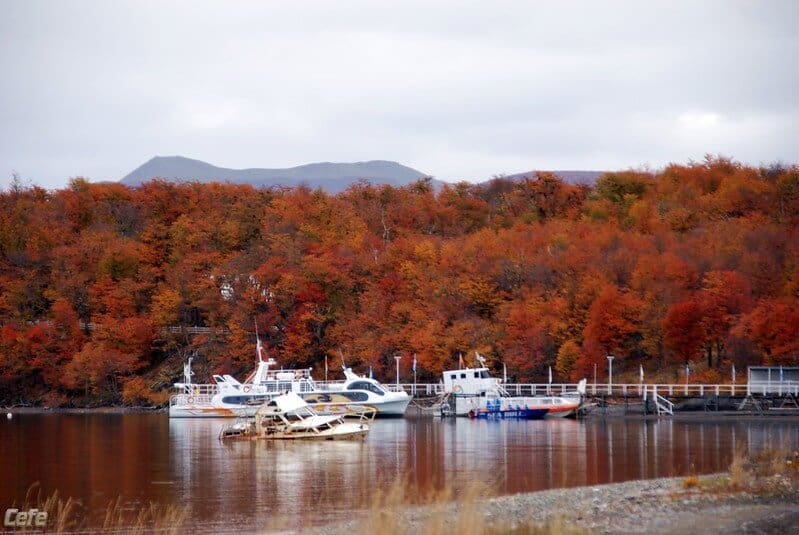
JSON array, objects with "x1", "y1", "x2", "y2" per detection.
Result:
[
  {"x1": 273, "y1": 392, "x2": 309, "y2": 412},
  {"x1": 288, "y1": 414, "x2": 342, "y2": 430}
]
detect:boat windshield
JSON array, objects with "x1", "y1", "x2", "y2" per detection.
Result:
[{"x1": 348, "y1": 381, "x2": 385, "y2": 396}]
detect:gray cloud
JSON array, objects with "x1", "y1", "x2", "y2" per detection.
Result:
[{"x1": 1, "y1": 0, "x2": 797, "y2": 189}]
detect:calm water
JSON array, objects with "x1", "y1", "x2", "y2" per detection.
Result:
[{"x1": 2, "y1": 413, "x2": 798, "y2": 532}]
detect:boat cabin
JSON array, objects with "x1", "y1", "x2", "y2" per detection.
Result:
[{"x1": 442, "y1": 367, "x2": 500, "y2": 396}]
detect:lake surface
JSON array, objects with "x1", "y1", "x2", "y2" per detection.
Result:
[{"x1": 2, "y1": 413, "x2": 798, "y2": 532}]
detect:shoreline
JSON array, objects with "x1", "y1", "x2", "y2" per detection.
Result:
[
  {"x1": 312, "y1": 474, "x2": 799, "y2": 534},
  {"x1": 7, "y1": 404, "x2": 799, "y2": 421},
  {"x1": 4, "y1": 405, "x2": 167, "y2": 414}
]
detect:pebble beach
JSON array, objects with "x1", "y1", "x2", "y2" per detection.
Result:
[{"x1": 315, "y1": 473, "x2": 799, "y2": 535}]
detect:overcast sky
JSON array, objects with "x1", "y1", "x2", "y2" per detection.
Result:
[{"x1": 1, "y1": 1, "x2": 797, "y2": 190}]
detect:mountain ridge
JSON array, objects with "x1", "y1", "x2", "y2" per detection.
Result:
[
  {"x1": 119, "y1": 155, "x2": 604, "y2": 192},
  {"x1": 120, "y1": 156, "x2": 432, "y2": 193}
]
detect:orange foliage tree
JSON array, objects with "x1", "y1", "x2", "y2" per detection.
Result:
[{"x1": 1, "y1": 157, "x2": 799, "y2": 405}]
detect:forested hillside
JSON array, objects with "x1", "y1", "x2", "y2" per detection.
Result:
[{"x1": 1, "y1": 156, "x2": 798, "y2": 406}]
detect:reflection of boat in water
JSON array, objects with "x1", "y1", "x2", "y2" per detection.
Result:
[
  {"x1": 443, "y1": 357, "x2": 585, "y2": 418},
  {"x1": 169, "y1": 339, "x2": 410, "y2": 418},
  {"x1": 219, "y1": 392, "x2": 374, "y2": 441}
]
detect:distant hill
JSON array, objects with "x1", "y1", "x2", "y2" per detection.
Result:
[
  {"x1": 506, "y1": 170, "x2": 604, "y2": 185},
  {"x1": 120, "y1": 156, "x2": 605, "y2": 193},
  {"x1": 120, "y1": 156, "x2": 433, "y2": 193}
]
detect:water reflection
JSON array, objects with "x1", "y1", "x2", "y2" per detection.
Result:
[{"x1": 1, "y1": 414, "x2": 797, "y2": 531}]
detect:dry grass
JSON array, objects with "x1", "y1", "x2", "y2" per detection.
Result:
[
  {"x1": 15, "y1": 483, "x2": 188, "y2": 534},
  {"x1": 723, "y1": 444, "x2": 799, "y2": 494},
  {"x1": 100, "y1": 496, "x2": 189, "y2": 534},
  {"x1": 681, "y1": 475, "x2": 700, "y2": 489},
  {"x1": 340, "y1": 477, "x2": 581, "y2": 535},
  {"x1": 351, "y1": 476, "x2": 488, "y2": 535}
]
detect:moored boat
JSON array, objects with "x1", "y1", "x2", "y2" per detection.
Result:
[
  {"x1": 442, "y1": 356, "x2": 585, "y2": 418},
  {"x1": 218, "y1": 392, "x2": 375, "y2": 441},
  {"x1": 169, "y1": 339, "x2": 410, "y2": 418}
]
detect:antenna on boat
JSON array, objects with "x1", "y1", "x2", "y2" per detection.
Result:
[
  {"x1": 475, "y1": 352, "x2": 486, "y2": 367},
  {"x1": 183, "y1": 355, "x2": 194, "y2": 385},
  {"x1": 338, "y1": 348, "x2": 347, "y2": 371},
  {"x1": 255, "y1": 321, "x2": 265, "y2": 363}
]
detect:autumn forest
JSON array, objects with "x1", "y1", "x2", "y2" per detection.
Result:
[{"x1": 1, "y1": 156, "x2": 798, "y2": 406}]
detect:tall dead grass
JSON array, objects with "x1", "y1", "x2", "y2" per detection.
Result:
[
  {"x1": 346, "y1": 477, "x2": 578, "y2": 535},
  {"x1": 15, "y1": 483, "x2": 188, "y2": 534},
  {"x1": 727, "y1": 443, "x2": 799, "y2": 493}
]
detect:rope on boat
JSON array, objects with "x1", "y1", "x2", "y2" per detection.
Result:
[{"x1": 409, "y1": 393, "x2": 452, "y2": 415}]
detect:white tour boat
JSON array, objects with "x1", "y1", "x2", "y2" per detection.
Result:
[
  {"x1": 219, "y1": 392, "x2": 375, "y2": 441},
  {"x1": 169, "y1": 340, "x2": 410, "y2": 418},
  {"x1": 441, "y1": 355, "x2": 586, "y2": 418}
]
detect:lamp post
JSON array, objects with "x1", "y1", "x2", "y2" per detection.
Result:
[
  {"x1": 394, "y1": 355, "x2": 402, "y2": 390},
  {"x1": 412, "y1": 354, "x2": 417, "y2": 397},
  {"x1": 684, "y1": 364, "x2": 690, "y2": 395},
  {"x1": 607, "y1": 355, "x2": 614, "y2": 395}
]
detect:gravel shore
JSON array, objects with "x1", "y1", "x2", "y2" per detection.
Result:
[{"x1": 312, "y1": 474, "x2": 799, "y2": 535}]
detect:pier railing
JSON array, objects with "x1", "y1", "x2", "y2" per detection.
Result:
[
  {"x1": 169, "y1": 380, "x2": 798, "y2": 399},
  {"x1": 385, "y1": 382, "x2": 799, "y2": 397}
]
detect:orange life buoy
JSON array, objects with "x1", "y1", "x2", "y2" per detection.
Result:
[
  {"x1": 187, "y1": 396, "x2": 195, "y2": 404},
  {"x1": 243, "y1": 385, "x2": 251, "y2": 393},
  {"x1": 453, "y1": 385, "x2": 463, "y2": 394}
]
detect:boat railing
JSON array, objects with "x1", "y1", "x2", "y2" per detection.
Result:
[
  {"x1": 263, "y1": 368, "x2": 315, "y2": 380},
  {"x1": 170, "y1": 393, "x2": 215, "y2": 407},
  {"x1": 314, "y1": 380, "x2": 348, "y2": 389},
  {"x1": 172, "y1": 383, "x2": 219, "y2": 396}
]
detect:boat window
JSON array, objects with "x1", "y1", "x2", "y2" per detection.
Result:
[
  {"x1": 460, "y1": 373, "x2": 466, "y2": 379},
  {"x1": 479, "y1": 370, "x2": 490, "y2": 378},
  {"x1": 349, "y1": 381, "x2": 385, "y2": 396},
  {"x1": 341, "y1": 391, "x2": 369, "y2": 402},
  {"x1": 221, "y1": 395, "x2": 268, "y2": 404}
]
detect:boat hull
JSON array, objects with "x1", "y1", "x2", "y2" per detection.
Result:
[
  {"x1": 453, "y1": 395, "x2": 581, "y2": 418},
  {"x1": 221, "y1": 425, "x2": 370, "y2": 441},
  {"x1": 169, "y1": 392, "x2": 410, "y2": 418},
  {"x1": 304, "y1": 396, "x2": 411, "y2": 417},
  {"x1": 467, "y1": 407, "x2": 548, "y2": 420}
]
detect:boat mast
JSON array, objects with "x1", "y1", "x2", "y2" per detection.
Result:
[
  {"x1": 255, "y1": 321, "x2": 265, "y2": 363},
  {"x1": 251, "y1": 320, "x2": 272, "y2": 385}
]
